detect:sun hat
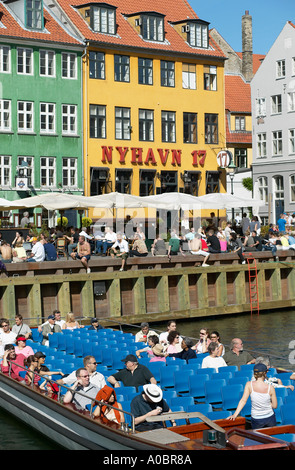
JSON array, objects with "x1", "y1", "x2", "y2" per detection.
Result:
[
  {"x1": 152, "y1": 344, "x2": 165, "y2": 357},
  {"x1": 143, "y1": 384, "x2": 163, "y2": 403}
]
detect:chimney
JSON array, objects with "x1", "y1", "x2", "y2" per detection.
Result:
[{"x1": 242, "y1": 10, "x2": 253, "y2": 82}]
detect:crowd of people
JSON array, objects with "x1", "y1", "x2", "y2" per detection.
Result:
[{"x1": 1, "y1": 313, "x2": 295, "y2": 433}]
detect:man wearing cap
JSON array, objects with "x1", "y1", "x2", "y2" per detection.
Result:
[
  {"x1": 107, "y1": 354, "x2": 157, "y2": 390},
  {"x1": 131, "y1": 384, "x2": 175, "y2": 432},
  {"x1": 88, "y1": 318, "x2": 103, "y2": 331},
  {"x1": 223, "y1": 338, "x2": 255, "y2": 369},
  {"x1": 26, "y1": 237, "x2": 45, "y2": 263},
  {"x1": 41, "y1": 315, "x2": 62, "y2": 345}
]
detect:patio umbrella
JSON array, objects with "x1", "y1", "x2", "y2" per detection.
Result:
[
  {"x1": 139, "y1": 192, "x2": 203, "y2": 210},
  {"x1": 197, "y1": 193, "x2": 264, "y2": 210},
  {"x1": 11, "y1": 192, "x2": 114, "y2": 211}
]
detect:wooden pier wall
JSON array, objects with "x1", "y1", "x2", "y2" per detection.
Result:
[{"x1": 1, "y1": 250, "x2": 295, "y2": 326}]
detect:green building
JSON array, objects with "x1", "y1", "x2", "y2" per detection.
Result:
[{"x1": 0, "y1": 0, "x2": 84, "y2": 227}]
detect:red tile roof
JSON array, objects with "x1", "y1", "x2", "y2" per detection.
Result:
[
  {"x1": 236, "y1": 52, "x2": 265, "y2": 75},
  {"x1": 225, "y1": 113, "x2": 252, "y2": 144},
  {"x1": 56, "y1": 0, "x2": 226, "y2": 58},
  {"x1": 225, "y1": 75, "x2": 252, "y2": 114},
  {"x1": 0, "y1": 2, "x2": 82, "y2": 45}
]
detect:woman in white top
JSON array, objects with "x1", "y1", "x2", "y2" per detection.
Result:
[
  {"x1": 192, "y1": 328, "x2": 210, "y2": 353},
  {"x1": 62, "y1": 312, "x2": 81, "y2": 331},
  {"x1": 227, "y1": 363, "x2": 277, "y2": 429},
  {"x1": 209, "y1": 331, "x2": 225, "y2": 356},
  {"x1": 201, "y1": 342, "x2": 227, "y2": 372}
]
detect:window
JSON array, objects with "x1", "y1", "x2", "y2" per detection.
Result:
[
  {"x1": 162, "y1": 111, "x2": 176, "y2": 143},
  {"x1": 114, "y1": 55, "x2": 130, "y2": 82},
  {"x1": 62, "y1": 104, "x2": 77, "y2": 135},
  {"x1": 289, "y1": 129, "x2": 295, "y2": 154},
  {"x1": 139, "y1": 109, "x2": 154, "y2": 141},
  {"x1": 272, "y1": 131, "x2": 283, "y2": 156},
  {"x1": 205, "y1": 114, "x2": 218, "y2": 144},
  {"x1": 188, "y1": 22, "x2": 208, "y2": 48},
  {"x1": 274, "y1": 175, "x2": 284, "y2": 199},
  {"x1": 115, "y1": 169, "x2": 132, "y2": 193},
  {"x1": 142, "y1": 15, "x2": 164, "y2": 42},
  {"x1": 115, "y1": 107, "x2": 131, "y2": 140},
  {"x1": 91, "y1": 6, "x2": 116, "y2": 34},
  {"x1": 206, "y1": 172, "x2": 219, "y2": 193},
  {"x1": 90, "y1": 104, "x2": 106, "y2": 139},
  {"x1": 0, "y1": 156, "x2": 11, "y2": 186},
  {"x1": 159, "y1": 171, "x2": 177, "y2": 193},
  {"x1": 183, "y1": 112, "x2": 197, "y2": 143},
  {"x1": 204, "y1": 65, "x2": 217, "y2": 91},
  {"x1": 271, "y1": 95, "x2": 282, "y2": 114},
  {"x1": 235, "y1": 148, "x2": 247, "y2": 168},
  {"x1": 160, "y1": 60, "x2": 175, "y2": 87},
  {"x1": 17, "y1": 156, "x2": 34, "y2": 187},
  {"x1": 257, "y1": 133, "x2": 267, "y2": 158},
  {"x1": 90, "y1": 168, "x2": 110, "y2": 195},
  {"x1": 257, "y1": 176, "x2": 268, "y2": 203},
  {"x1": 292, "y1": 57, "x2": 295, "y2": 76},
  {"x1": 0, "y1": 100, "x2": 11, "y2": 132},
  {"x1": 139, "y1": 170, "x2": 156, "y2": 196},
  {"x1": 235, "y1": 116, "x2": 246, "y2": 131},
  {"x1": 256, "y1": 97, "x2": 266, "y2": 117},
  {"x1": 26, "y1": 0, "x2": 43, "y2": 29},
  {"x1": 62, "y1": 53, "x2": 77, "y2": 79},
  {"x1": 290, "y1": 175, "x2": 295, "y2": 202},
  {"x1": 40, "y1": 50, "x2": 55, "y2": 76},
  {"x1": 17, "y1": 101, "x2": 34, "y2": 133},
  {"x1": 0, "y1": 45, "x2": 10, "y2": 73},
  {"x1": 138, "y1": 58, "x2": 153, "y2": 85},
  {"x1": 17, "y1": 48, "x2": 33, "y2": 75},
  {"x1": 89, "y1": 51, "x2": 105, "y2": 79},
  {"x1": 182, "y1": 63, "x2": 196, "y2": 89},
  {"x1": 276, "y1": 60, "x2": 285, "y2": 79},
  {"x1": 288, "y1": 92, "x2": 295, "y2": 112},
  {"x1": 40, "y1": 102, "x2": 55, "y2": 134},
  {"x1": 62, "y1": 158, "x2": 77, "y2": 188},
  {"x1": 40, "y1": 157, "x2": 56, "y2": 187}
]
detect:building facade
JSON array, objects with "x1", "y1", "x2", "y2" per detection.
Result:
[
  {"x1": 0, "y1": 0, "x2": 84, "y2": 227},
  {"x1": 251, "y1": 21, "x2": 295, "y2": 224}
]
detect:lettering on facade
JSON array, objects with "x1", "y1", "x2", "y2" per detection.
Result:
[{"x1": 101, "y1": 146, "x2": 206, "y2": 166}]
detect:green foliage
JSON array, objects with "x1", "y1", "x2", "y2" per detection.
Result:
[
  {"x1": 57, "y1": 216, "x2": 68, "y2": 227},
  {"x1": 242, "y1": 177, "x2": 253, "y2": 192},
  {"x1": 82, "y1": 217, "x2": 93, "y2": 228}
]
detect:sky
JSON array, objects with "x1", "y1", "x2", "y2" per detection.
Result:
[{"x1": 190, "y1": 0, "x2": 294, "y2": 55}]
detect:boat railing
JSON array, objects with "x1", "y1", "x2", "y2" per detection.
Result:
[{"x1": 5, "y1": 361, "x2": 136, "y2": 434}]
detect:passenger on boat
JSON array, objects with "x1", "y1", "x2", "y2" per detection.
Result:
[
  {"x1": 24, "y1": 355, "x2": 42, "y2": 386},
  {"x1": 63, "y1": 367, "x2": 100, "y2": 410},
  {"x1": 135, "y1": 322, "x2": 159, "y2": 344},
  {"x1": 109, "y1": 232, "x2": 129, "y2": 272},
  {"x1": 192, "y1": 328, "x2": 210, "y2": 353},
  {"x1": 41, "y1": 315, "x2": 62, "y2": 345},
  {"x1": 0, "y1": 344, "x2": 25, "y2": 382},
  {"x1": 93, "y1": 385, "x2": 125, "y2": 424},
  {"x1": 15, "y1": 335, "x2": 34, "y2": 358},
  {"x1": 0, "y1": 320, "x2": 17, "y2": 357},
  {"x1": 209, "y1": 331, "x2": 225, "y2": 356},
  {"x1": 167, "y1": 337, "x2": 197, "y2": 363},
  {"x1": 223, "y1": 338, "x2": 255, "y2": 369},
  {"x1": 149, "y1": 344, "x2": 166, "y2": 363},
  {"x1": 131, "y1": 384, "x2": 176, "y2": 432},
  {"x1": 165, "y1": 331, "x2": 181, "y2": 354},
  {"x1": 228, "y1": 363, "x2": 277, "y2": 430},
  {"x1": 135, "y1": 335, "x2": 160, "y2": 359},
  {"x1": 253, "y1": 357, "x2": 294, "y2": 392},
  {"x1": 53, "y1": 310, "x2": 66, "y2": 329},
  {"x1": 159, "y1": 320, "x2": 182, "y2": 349},
  {"x1": 12, "y1": 314, "x2": 32, "y2": 339},
  {"x1": 107, "y1": 354, "x2": 157, "y2": 389},
  {"x1": 70, "y1": 235, "x2": 91, "y2": 274},
  {"x1": 201, "y1": 342, "x2": 227, "y2": 371},
  {"x1": 57, "y1": 355, "x2": 106, "y2": 390},
  {"x1": 34, "y1": 351, "x2": 65, "y2": 379},
  {"x1": 62, "y1": 312, "x2": 82, "y2": 331},
  {"x1": 88, "y1": 317, "x2": 103, "y2": 331}
]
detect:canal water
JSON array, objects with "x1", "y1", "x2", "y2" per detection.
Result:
[{"x1": 1, "y1": 307, "x2": 295, "y2": 449}]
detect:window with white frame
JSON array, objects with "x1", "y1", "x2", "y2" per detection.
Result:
[
  {"x1": 139, "y1": 109, "x2": 154, "y2": 141},
  {"x1": 26, "y1": 0, "x2": 43, "y2": 30},
  {"x1": 289, "y1": 129, "x2": 295, "y2": 155},
  {"x1": 188, "y1": 22, "x2": 208, "y2": 48},
  {"x1": 257, "y1": 176, "x2": 268, "y2": 203},
  {"x1": 182, "y1": 63, "x2": 196, "y2": 89},
  {"x1": 274, "y1": 175, "x2": 284, "y2": 200},
  {"x1": 162, "y1": 111, "x2": 176, "y2": 143},
  {"x1": 257, "y1": 133, "x2": 267, "y2": 158},
  {"x1": 0, "y1": 45, "x2": 10, "y2": 73},
  {"x1": 17, "y1": 101, "x2": 34, "y2": 132},
  {"x1": 0, "y1": 100, "x2": 11, "y2": 132},
  {"x1": 40, "y1": 157, "x2": 56, "y2": 187},
  {"x1": 290, "y1": 175, "x2": 295, "y2": 202},
  {"x1": 91, "y1": 6, "x2": 116, "y2": 35},
  {"x1": 256, "y1": 97, "x2": 266, "y2": 117},
  {"x1": 0, "y1": 155, "x2": 11, "y2": 186},
  {"x1": 17, "y1": 156, "x2": 34, "y2": 187},
  {"x1": 17, "y1": 48, "x2": 33, "y2": 75},
  {"x1": 62, "y1": 53, "x2": 77, "y2": 79},
  {"x1": 40, "y1": 102, "x2": 55, "y2": 134},
  {"x1": 292, "y1": 57, "x2": 295, "y2": 76},
  {"x1": 276, "y1": 59, "x2": 285, "y2": 79},
  {"x1": 115, "y1": 107, "x2": 131, "y2": 140},
  {"x1": 271, "y1": 94, "x2": 282, "y2": 114},
  {"x1": 235, "y1": 116, "x2": 246, "y2": 131},
  {"x1": 141, "y1": 15, "x2": 164, "y2": 42},
  {"x1": 288, "y1": 92, "x2": 295, "y2": 112},
  {"x1": 62, "y1": 104, "x2": 77, "y2": 135},
  {"x1": 272, "y1": 130, "x2": 283, "y2": 156},
  {"x1": 40, "y1": 50, "x2": 55, "y2": 76},
  {"x1": 204, "y1": 65, "x2": 217, "y2": 91},
  {"x1": 62, "y1": 157, "x2": 77, "y2": 188}
]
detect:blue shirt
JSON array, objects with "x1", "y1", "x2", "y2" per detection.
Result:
[
  {"x1": 277, "y1": 218, "x2": 287, "y2": 232},
  {"x1": 44, "y1": 243, "x2": 57, "y2": 261}
]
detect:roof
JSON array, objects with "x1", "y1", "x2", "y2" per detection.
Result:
[
  {"x1": 225, "y1": 113, "x2": 252, "y2": 144},
  {"x1": 56, "y1": 0, "x2": 226, "y2": 59},
  {"x1": 0, "y1": 2, "x2": 83, "y2": 46},
  {"x1": 225, "y1": 75, "x2": 252, "y2": 114},
  {"x1": 236, "y1": 52, "x2": 265, "y2": 75}
]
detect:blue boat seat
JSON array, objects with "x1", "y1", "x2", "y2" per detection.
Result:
[
  {"x1": 204, "y1": 378, "x2": 227, "y2": 406},
  {"x1": 271, "y1": 433, "x2": 295, "y2": 443},
  {"x1": 159, "y1": 365, "x2": 180, "y2": 389},
  {"x1": 186, "y1": 403, "x2": 212, "y2": 423},
  {"x1": 280, "y1": 403, "x2": 295, "y2": 425},
  {"x1": 170, "y1": 396, "x2": 194, "y2": 410},
  {"x1": 188, "y1": 374, "x2": 210, "y2": 400},
  {"x1": 207, "y1": 410, "x2": 231, "y2": 421},
  {"x1": 221, "y1": 384, "x2": 243, "y2": 410}
]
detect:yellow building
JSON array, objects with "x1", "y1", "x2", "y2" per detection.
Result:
[{"x1": 55, "y1": 0, "x2": 227, "y2": 223}]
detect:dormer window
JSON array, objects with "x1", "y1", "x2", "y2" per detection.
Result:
[
  {"x1": 185, "y1": 21, "x2": 209, "y2": 49},
  {"x1": 91, "y1": 4, "x2": 116, "y2": 35},
  {"x1": 26, "y1": 0, "x2": 43, "y2": 30},
  {"x1": 141, "y1": 14, "x2": 164, "y2": 42}
]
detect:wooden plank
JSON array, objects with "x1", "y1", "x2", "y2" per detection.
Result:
[
  {"x1": 197, "y1": 273, "x2": 209, "y2": 309},
  {"x1": 235, "y1": 270, "x2": 246, "y2": 305},
  {"x1": 108, "y1": 278, "x2": 121, "y2": 317},
  {"x1": 288, "y1": 267, "x2": 295, "y2": 299},
  {"x1": 133, "y1": 276, "x2": 147, "y2": 316},
  {"x1": 28, "y1": 283, "x2": 42, "y2": 318},
  {"x1": 157, "y1": 275, "x2": 170, "y2": 313},
  {"x1": 57, "y1": 281, "x2": 72, "y2": 314},
  {"x1": 2, "y1": 284, "x2": 16, "y2": 319},
  {"x1": 216, "y1": 271, "x2": 228, "y2": 307},
  {"x1": 81, "y1": 280, "x2": 95, "y2": 317},
  {"x1": 271, "y1": 268, "x2": 282, "y2": 301},
  {"x1": 178, "y1": 274, "x2": 190, "y2": 311}
]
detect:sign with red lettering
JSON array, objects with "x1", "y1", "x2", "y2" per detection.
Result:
[{"x1": 217, "y1": 150, "x2": 231, "y2": 168}]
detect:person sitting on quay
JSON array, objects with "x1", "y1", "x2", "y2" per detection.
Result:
[
  {"x1": 188, "y1": 233, "x2": 210, "y2": 267},
  {"x1": 201, "y1": 342, "x2": 227, "y2": 372},
  {"x1": 14, "y1": 335, "x2": 34, "y2": 358},
  {"x1": 151, "y1": 233, "x2": 167, "y2": 256},
  {"x1": 135, "y1": 322, "x2": 159, "y2": 344},
  {"x1": 65, "y1": 227, "x2": 79, "y2": 256},
  {"x1": 167, "y1": 230, "x2": 185, "y2": 260},
  {"x1": 57, "y1": 355, "x2": 106, "y2": 391},
  {"x1": 1, "y1": 344, "x2": 25, "y2": 382},
  {"x1": 223, "y1": 338, "x2": 255, "y2": 369},
  {"x1": 71, "y1": 235, "x2": 91, "y2": 274},
  {"x1": 12, "y1": 314, "x2": 32, "y2": 339},
  {"x1": 228, "y1": 232, "x2": 246, "y2": 264},
  {"x1": 41, "y1": 314, "x2": 62, "y2": 346},
  {"x1": 243, "y1": 230, "x2": 259, "y2": 252},
  {"x1": 109, "y1": 232, "x2": 129, "y2": 271},
  {"x1": 25, "y1": 237, "x2": 45, "y2": 263},
  {"x1": 93, "y1": 385, "x2": 125, "y2": 424},
  {"x1": 167, "y1": 337, "x2": 197, "y2": 363},
  {"x1": 63, "y1": 367, "x2": 100, "y2": 411},
  {"x1": 129, "y1": 233, "x2": 148, "y2": 258},
  {"x1": 107, "y1": 354, "x2": 157, "y2": 390},
  {"x1": 206, "y1": 229, "x2": 221, "y2": 254},
  {"x1": 0, "y1": 240, "x2": 12, "y2": 263},
  {"x1": 42, "y1": 237, "x2": 57, "y2": 261},
  {"x1": 96, "y1": 226, "x2": 117, "y2": 256},
  {"x1": 12, "y1": 240, "x2": 27, "y2": 263},
  {"x1": 11, "y1": 231, "x2": 25, "y2": 248}
]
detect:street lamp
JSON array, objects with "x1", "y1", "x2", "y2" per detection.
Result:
[{"x1": 227, "y1": 158, "x2": 237, "y2": 222}]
